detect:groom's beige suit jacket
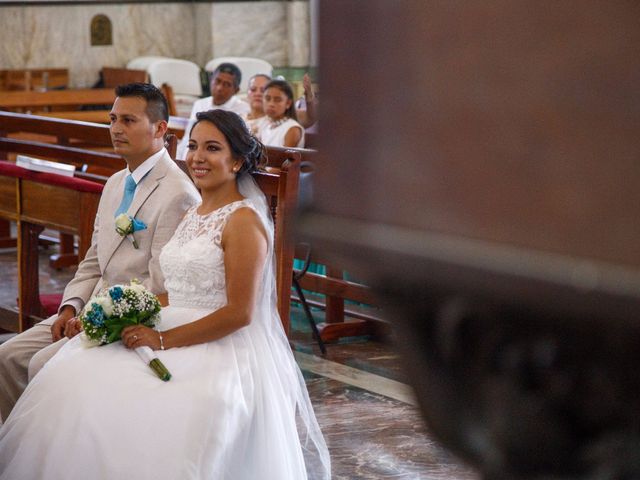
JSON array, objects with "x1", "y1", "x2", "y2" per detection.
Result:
[{"x1": 61, "y1": 150, "x2": 200, "y2": 312}]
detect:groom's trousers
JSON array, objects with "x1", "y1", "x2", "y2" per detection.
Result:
[{"x1": 0, "y1": 315, "x2": 65, "y2": 422}]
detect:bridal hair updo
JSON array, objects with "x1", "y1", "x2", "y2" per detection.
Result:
[{"x1": 191, "y1": 109, "x2": 266, "y2": 174}]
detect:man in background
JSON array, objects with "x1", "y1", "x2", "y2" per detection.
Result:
[{"x1": 177, "y1": 62, "x2": 250, "y2": 159}]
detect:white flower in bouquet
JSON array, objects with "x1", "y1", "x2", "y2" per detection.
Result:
[
  {"x1": 95, "y1": 295, "x2": 114, "y2": 317},
  {"x1": 78, "y1": 280, "x2": 170, "y2": 381}
]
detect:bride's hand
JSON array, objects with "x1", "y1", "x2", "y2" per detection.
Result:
[{"x1": 121, "y1": 325, "x2": 162, "y2": 350}]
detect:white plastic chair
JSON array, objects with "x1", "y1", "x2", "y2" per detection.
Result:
[
  {"x1": 204, "y1": 57, "x2": 273, "y2": 93},
  {"x1": 127, "y1": 56, "x2": 203, "y2": 116}
]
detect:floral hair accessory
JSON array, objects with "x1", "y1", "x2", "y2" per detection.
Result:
[{"x1": 115, "y1": 214, "x2": 147, "y2": 249}]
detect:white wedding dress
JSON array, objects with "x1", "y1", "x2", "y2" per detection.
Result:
[{"x1": 0, "y1": 195, "x2": 330, "y2": 480}]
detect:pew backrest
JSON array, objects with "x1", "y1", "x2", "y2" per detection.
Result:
[
  {"x1": 0, "y1": 88, "x2": 115, "y2": 112},
  {"x1": 0, "y1": 160, "x2": 103, "y2": 331},
  {"x1": 0, "y1": 138, "x2": 124, "y2": 181},
  {"x1": 102, "y1": 67, "x2": 149, "y2": 88},
  {"x1": 0, "y1": 68, "x2": 69, "y2": 91},
  {"x1": 0, "y1": 111, "x2": 113, "y2": 149}
]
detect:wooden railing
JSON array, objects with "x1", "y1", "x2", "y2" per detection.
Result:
[
  {"x1": 264, "y1": 146, "x2": 386, "y2": 342},
  {"x1": 0, "y1": 68, "x2": 69, "y2": 91}
]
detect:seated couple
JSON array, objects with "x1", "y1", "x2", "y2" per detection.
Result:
[{"x1": 0, "y1": 82, "x2": 330, "y2": 480}]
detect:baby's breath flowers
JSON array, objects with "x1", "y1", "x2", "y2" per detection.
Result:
[{"x1": 79, "y1": 280, "x2": 170, "y2": 381}]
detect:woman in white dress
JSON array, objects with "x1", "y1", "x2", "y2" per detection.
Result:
[
  {"x1": 0, "y1": 110, "x2": 330, "y2": 480},
  {"x1": 260, "y1": 79, "x2": 305, "y2": 148}
]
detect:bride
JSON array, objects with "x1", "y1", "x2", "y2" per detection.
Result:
[{"x1": 0, "y1": 110, "x2": 331, "y2": 480}]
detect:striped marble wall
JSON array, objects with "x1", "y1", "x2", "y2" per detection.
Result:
[{"x1": 0, "y1": 1, "x2": 311, "y2": 88}]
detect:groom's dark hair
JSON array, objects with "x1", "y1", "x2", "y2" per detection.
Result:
[{"x1": 114, "y1": 83, "x2": 169, "y2": 123}]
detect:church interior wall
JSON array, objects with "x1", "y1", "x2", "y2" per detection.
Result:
[{"x1": 0, "y1": 1, "x2": 311, "y2": 89}]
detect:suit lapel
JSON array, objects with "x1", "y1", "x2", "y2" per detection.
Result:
[
  {"x1": 100, "y1": 172, "x2": 128, "y2": 266},
  {"x1": 101, "y1": 153, "x2": 172, "y2": 270},
  {"x1": 128, "y1": 155, "x2": 168, "y2": 219}
]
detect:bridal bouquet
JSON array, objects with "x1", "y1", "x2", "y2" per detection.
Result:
[{"x1": 79, "y1": 280, "x2": 171, "y2": 381}]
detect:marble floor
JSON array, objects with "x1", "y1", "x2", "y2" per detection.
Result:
[{"x1": 0, "y1": 237, "x2": 479, "y2": 480}]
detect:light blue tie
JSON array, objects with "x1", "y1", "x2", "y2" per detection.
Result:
[{"x1": 114, "y1": 174, "x2": 137, "y2": 217}]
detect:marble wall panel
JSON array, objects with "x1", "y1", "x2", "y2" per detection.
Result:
[
  {"x1": 0, "y1": 4, "x2": 196, "y2": 88},
  {"x1": 287, "y1": 2, "x2": 310, "y2": 67},
  {"x1": 211, "y1": 2, "x2": 287, "y2": 67},
  {"x1": 193, "y1": 3, "x2": 214, "y2": 67},
  {"x1": 0, "y1": 1, "x2": 310, "y2": 88}
]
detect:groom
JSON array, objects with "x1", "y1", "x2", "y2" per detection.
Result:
[{"x1": 0, "y1": 83, "x2": 200, "y2": 421}]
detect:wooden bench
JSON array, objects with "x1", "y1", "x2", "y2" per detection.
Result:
[
  {"x1": 305, "y1": 131, "x2": 319, "y2": 149},
  {"x1": 0, "y1": 161, "x2": 103, "y2": 332},
  {"x1": 0, "y1": 110, "x2": 113, "y2": 150},
  {"x1": 0, "y1": 137, "x2": 122, "y2": 270},
  {"x1": 0, "y1": 88, "x2": 115, "y2": 119},
  {"x1": 293, "y1": 249, "x2": 387, "y2": 342},
  {"x1": 0, "y1": 88, "x2": 115, "y2": 109},
  {"x1": 0, "y1": 137, "x2": 124, "y2": 180},
  {"x1": 1, "y1": 147, "x2": 300, "y2": 337},
  {"x1": 0, "y1": 112, "x2": 122, "y2": 266},
  {"x1": 0, "y1": 68, "x2": 69, "y2": 91},
  {"x1": 101, "y1": 67, "x2": 149, "y2": 88},
  {"x1": 264, "y1": 146, "x2": 385, "y2": 342}
]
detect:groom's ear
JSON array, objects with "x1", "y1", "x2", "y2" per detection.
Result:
[{"x1": 153, "y1": 120, "x2": 168, "y2": 139}]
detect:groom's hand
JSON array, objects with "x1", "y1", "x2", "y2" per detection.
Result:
[{"x1": 51, "y1": 306, "x2": 76, "y2": 342}]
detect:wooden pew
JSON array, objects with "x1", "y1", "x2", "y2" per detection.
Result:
[
  {"x1": 0, "y1": 113, "x2": 121, "y2": 266},
  {"x1": 35, "y1": 110, "x2": 112, "y2": 125},
  {"x1": 0, "y1": 68, "x2": 69, "y2": 91},
  {"x1": 0, "y1": 88, "x2": 115, "y2": 114},
  {"x1": 0, "y1": 161, "x2": 103, "y2": 332},
  {"x1": 264, "y1": 146, "x2": 385, "y2": 342},
  {"x1": 0, "y1": 111, "x2": 113, "y2": 150},
  {"x1": 293, "y1": 249, "x2": 386, "y2": 342},
  {"x1": 0, "y1": 138, "x2": 124, "y2": 179},
  {"x1": 255, "y1": 160, "x2": 300, "y2": 334},
  {"x1": 4, "y1": 154, "x2": 300, "y2": 336},
  {"x1": 101, "y1": 67, "x2": 148, "y2": 88},
  {"x1": 0, "y1": 133, "x2": 183, "y2": 271},
  {"x1": 0, "y1": 137, "x2": 122, "y2": 270},
  {"x1": 305, "y1": 131, "x2": 319, "y2": 149},
  {"x1": 161, "y1": 83, "x2": 179, "y2": 117}
]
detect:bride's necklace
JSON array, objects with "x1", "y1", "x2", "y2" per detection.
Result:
[{"x1": 268, "y1": 116, "x2": 289, "y2": 129}]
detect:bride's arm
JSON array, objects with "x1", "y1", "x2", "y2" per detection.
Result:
[
  {"x1": 122, "y1": 208, "x2": 268, "y2": 350},
  {"x1": 157, "y1": 293, "x2": 169, "y2": 307}
]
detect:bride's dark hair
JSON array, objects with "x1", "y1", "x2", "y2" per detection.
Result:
[{"x1": 191, "y1": 109, "x2": 266, "y2": 174}]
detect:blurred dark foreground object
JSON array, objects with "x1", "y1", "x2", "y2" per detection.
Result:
[{"x1": 302, "y1": 1, "x2": 640, "y2": 478}]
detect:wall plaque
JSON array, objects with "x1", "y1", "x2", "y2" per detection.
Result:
[{"x1": 90, "y1": 14, "x2": 112, "y2": 46}]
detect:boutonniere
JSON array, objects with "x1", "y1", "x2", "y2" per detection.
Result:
[{"x1": 115, "y1": 214, "x2": 147, "y2": 249}]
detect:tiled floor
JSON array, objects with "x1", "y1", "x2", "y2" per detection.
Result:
[{"x1": 0, "y1": 239, "x2": 478, "y2": 479}]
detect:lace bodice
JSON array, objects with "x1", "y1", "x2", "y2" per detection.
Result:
[{"x1": 159, "y1": 199, "x2": 254, "y2": 309}]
